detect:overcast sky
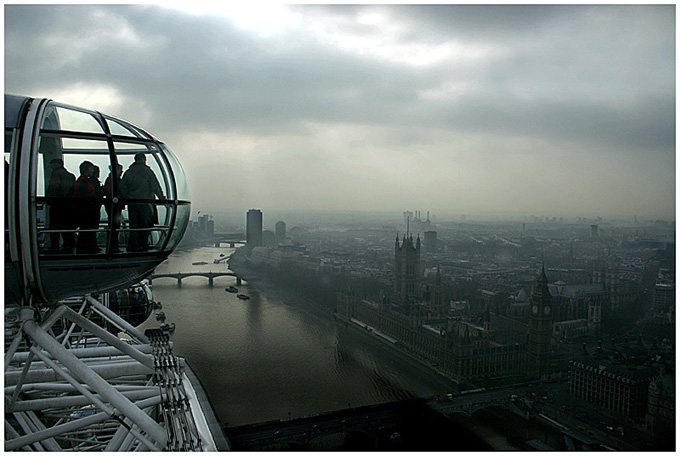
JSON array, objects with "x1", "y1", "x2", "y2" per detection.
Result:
[{"x1": 5, "y1": 4, "x2": 675, "y2": 220}]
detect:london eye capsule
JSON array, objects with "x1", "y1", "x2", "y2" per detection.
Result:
[{"x1": 5, "y1": 94, "x2": 191, "y2": 305}]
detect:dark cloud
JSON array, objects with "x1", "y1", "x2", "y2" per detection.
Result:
[{"x1": 4, "y1": 4, "x2": 674, "y2": 217}]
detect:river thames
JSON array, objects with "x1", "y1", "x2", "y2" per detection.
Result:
[{"x1": 143, "y1": 245, "x2": 458, "y2": 427}]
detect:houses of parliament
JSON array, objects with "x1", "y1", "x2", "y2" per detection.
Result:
[{"x1": 336, "y1": 232, "x2": 554, "y2": 388}]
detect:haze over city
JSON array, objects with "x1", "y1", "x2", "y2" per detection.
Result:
[{"x1": 5, "y1": 4, "x2": 675, "y2": 219}]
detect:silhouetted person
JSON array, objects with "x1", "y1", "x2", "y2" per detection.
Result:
[
  {"x1": 120, "y1": 153, "x2": 164, "y2": 252},
  {"x1": 46, "y1": 158, "x2": 76, "y2": 253},
  {"x1": 91, "y1": 164, "x2": 104, "y2": 242},
  {"x1": 91, "y1": 165, "x2": 103, "y2": 197},
  {"x1": 104, "y1": 163, "x2": 123, "y2": 252},
  {"x1": 73, "y1": 160, "x2": 100, "y2": 253}
]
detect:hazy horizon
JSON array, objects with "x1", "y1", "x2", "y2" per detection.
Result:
[
  {"x1": 194, "y1": 207, "x2": 675, "y2": 234},
  {"x1": 5, "y1": 4, "x2": 675, "y2": 220}
]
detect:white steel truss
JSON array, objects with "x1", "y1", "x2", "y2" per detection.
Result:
[{"x1": 4, "y1": 295, "x2": 214, "y2": 451}]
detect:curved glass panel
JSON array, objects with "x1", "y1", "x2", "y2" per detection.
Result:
[
  {"x1": 37, "y1": 133, "x2": 111, "y2": 254},
  {"x1": 160, "y1": 144, "x2": 190, "y2": 201},
  {"x1": 12, "y1": 95, "x2": 193, "y2": 305},
  {"x1": 115, "y1": 146, "x2": 172, "y2": 253},
  {"x1": 106, "y1": 118, "x2": 146, "y2": 138},
  {"x1": 112, "y1": 141, "x2": 148, "y2": 176},
  {"x1": 146, "y1": 150, "x2": 173, "y2": 201},
  {"x1": 104, "y1": 115, "x2": 152, "y2": 140},
  {"x1": 47, "y1": 105, "x2": 105, "y2": 134},
  {"x1": 166, "y1": 203, "x2": 190, "y2": 251}
]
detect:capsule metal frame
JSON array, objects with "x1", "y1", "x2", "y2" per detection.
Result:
[{"x1": 5, "y1": 94, "x2": 191, "y2": 305}]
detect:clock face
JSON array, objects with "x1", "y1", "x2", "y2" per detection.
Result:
[
  {"x1": 543, "y1": 306, "x2": 551, "y2": 315},
  {"x1": 532, "y1": 305, "x2": 539, "y2": 314}
]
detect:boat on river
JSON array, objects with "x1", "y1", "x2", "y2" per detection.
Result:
[
  {"x1": 192, "y1": 261, "x2": 208, "y2": 265},
  {"x1": 225, "y1": 286, "x2": 238, "y2": 293},
  {"x1": 236, "y1": 294, "x2": 250, "y2": 300}
]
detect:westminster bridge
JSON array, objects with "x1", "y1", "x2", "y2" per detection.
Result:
[{"x1": 147, "y1": 272, "x2": 242, "y2": 287}]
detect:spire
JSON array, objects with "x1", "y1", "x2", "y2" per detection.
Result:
[
  {"x1": 533, "y1": 263, "x2": 551, "y2": 299},
  {"x1": 539, "y1": 262, "x2": 548, "y2": 284}
]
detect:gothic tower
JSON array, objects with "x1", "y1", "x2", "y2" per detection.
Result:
[
  {"x1": 394, "y1": 233, "x2": 421, "y2": 308},
  {"x1": 527, "y1": 264, "x2": 553, "y2": 378}
]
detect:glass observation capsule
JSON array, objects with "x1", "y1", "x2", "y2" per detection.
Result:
[{"x1": 5, "y1": 94, "x2": 191, "y2": 305}]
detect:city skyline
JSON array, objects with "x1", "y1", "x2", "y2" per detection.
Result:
[{"x1": 5, "y1": 4, "x2": 675, "y2": 219}]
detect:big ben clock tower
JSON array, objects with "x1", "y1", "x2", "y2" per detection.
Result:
[{"x1": 527, "y1": 264, "x2": 553, "y2": 379}]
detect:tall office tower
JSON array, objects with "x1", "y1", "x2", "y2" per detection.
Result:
[
  {"x1": 198, "y1": 214, "x2": 208, "y2": 234},
  {"x1": 394, "y1": 233, "x2": 420, "y2": 307},
  {"x1": 275, "y1": 220, "x2": 286, "y2": 243},
  {"x1": 590, "y1": 224, "x2": 598, "y2": 238},
  {"x1": 527, "y1": 265, "x2": 553, "y2": 379},
  {"x1": 206, "y1": 218, "x2": 214, "y2": 236},
  {"x1": 246, "y1": 209, "x2": 263, "y2": 250},
  {"x1": 424, "y1": 230, "x2": 437, "y2": 253},
  {"x1": 653, "y1": 275, "x2": 675, "y2": 316}
]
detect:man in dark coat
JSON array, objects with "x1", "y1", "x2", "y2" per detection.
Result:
[
  {"x1": 104, "y1": 163, "x2": 124, "y2": 252},
  {"x1": 45, "y1": 158, "x2": 76, "y2": 253},
  {"x1": 73, "y1": 160, "x2": 100, "y2": 253},
  {"x1": 120, "y1": 153, "x2": 164, "y2": 251}
]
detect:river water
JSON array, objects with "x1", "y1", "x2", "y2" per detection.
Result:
[{"x1": 145, "y1": 246, "x2": 457, "y2": 427}]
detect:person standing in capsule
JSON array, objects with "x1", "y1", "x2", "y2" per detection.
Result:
[
  {"x1": 120, "y1": 153, "x2": 164, "y2": 252},
  {"x1": 46, "y1": 158, "x2": 76, "y2": 253},
  {"x1": 104, "y1": 163, "x2": 124, "y2": 252},
  {"x1": 72, "y1": 160, "x2": 100, "y2": 253}
]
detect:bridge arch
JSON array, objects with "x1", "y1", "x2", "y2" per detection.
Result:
[{"x1": 147, "y1": 272, "x2": 242, "y2": 287}]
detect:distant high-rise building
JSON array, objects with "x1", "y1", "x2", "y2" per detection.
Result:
[
  {"x1": 246, "y1": 209, "x2": 263, "y2": 250},
  {"x1": 527, "y1": 265, "x2": 553, "y2": 379},
  {"x1": 275, "y1": 220, "x2": 286, "y2": 243},
  {"x1": 194, "y1": 214, "x2": 213, "y2": 237},
  {"x1": 590, "y1": 224, "x2": 598, "y2": 238},
  {"x1": 653, "y1": 273, "x2": 675, "y2": 317},
  {"x1": 424, "y1": 231, "x2": 437, "y2": 253},
  {"x1": 198, "y1": 214, "x2": 208, "y2": 234}
]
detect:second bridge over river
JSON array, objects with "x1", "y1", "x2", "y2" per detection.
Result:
[{"x1": 148, "y1": 272, "x2": 243, "y2": 287}]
